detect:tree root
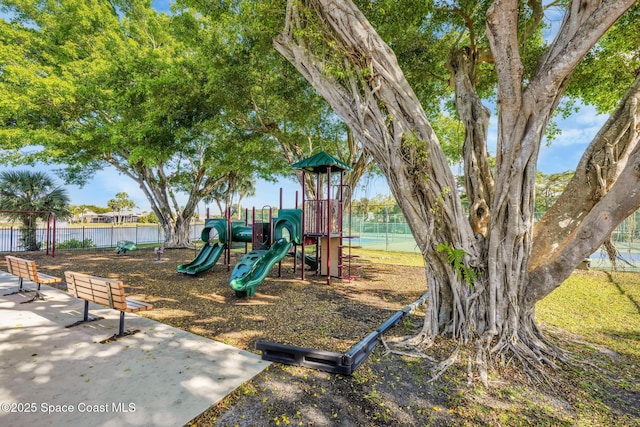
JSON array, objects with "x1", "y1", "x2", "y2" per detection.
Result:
[
  {"x1": 380, "y1": 319, "x2": 572, "y2": 388},
  {"x1": 380, "y1": 337, "x2": 435, "y2": 361},
  {"x1": 429, "y1": 345, "x2": 460, "y2": 383}
]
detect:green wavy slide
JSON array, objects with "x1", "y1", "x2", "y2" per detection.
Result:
[{"x1": 229, "y1": 238, "x2": 294, "y2": 297}]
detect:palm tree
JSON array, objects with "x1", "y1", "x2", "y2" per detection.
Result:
[
  {"x1": 204, "y1": 173, "x2": 257, "y2": 219},
  {"x1": 0, "y1": 170, "x2": 71, "y2": 251},
  {"x1": 233, "y1": 176, "x2": 256, "y2": 219},
  {"x1": 203, "y1": 179, "x2": 230, "y2": 217}
]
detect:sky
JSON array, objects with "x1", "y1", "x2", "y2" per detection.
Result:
[{"x1": 0, "y1": 1, "x2": 611, "y2": 216}]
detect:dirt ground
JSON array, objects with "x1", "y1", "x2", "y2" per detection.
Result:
[{"x1": 18, "y1": 248, "x2": 640, "y2": 426}]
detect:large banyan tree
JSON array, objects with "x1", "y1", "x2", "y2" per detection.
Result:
[{"x1": 273, "y1": 0, "x2": 640, "y2": 381}]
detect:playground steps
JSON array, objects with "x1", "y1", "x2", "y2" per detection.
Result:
[{"x1": 338, "y1": 235, "x2": 362, "y2": 280}]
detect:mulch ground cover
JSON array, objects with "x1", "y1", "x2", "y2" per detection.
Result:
[{"x1": 13, "y1": 247, "x2": 640, "y2": 427}]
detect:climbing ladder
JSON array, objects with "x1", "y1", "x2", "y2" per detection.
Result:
[{"x1": 337, "y1": 184, "x2": 361, "y2": 280}]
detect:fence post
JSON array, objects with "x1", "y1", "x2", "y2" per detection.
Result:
[{"x1": 385, "y1": 207, "x2": 389, "y2": 251}]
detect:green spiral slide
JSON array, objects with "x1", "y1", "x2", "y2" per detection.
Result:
[{"x1": 229, "y1": 238, "x2": 294, "y2": 297}]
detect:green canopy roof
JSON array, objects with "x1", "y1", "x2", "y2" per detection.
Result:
[{"x1": 291, "y1": 151, "x2": 353, "y2": 174}]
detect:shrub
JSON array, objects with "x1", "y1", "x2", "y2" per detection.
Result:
[{"x1": 56, "y1": 238, "x2": 96, "y2": 249}]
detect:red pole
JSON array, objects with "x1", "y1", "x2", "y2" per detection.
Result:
[
  {"x1": 268, "y1": 207, "x2": 274, "y2": 252},
  {"x1": 244, "y1": 208, "x2": 248, "y2": 254},
  {"x1": 52, "y1": 213, "x2": 56, "y2": 257},
  {"x1": 339, "y1": 172, "x2": 344, "y2": 278},
  {"x1": 46, "y1": 214, "x2": 51, "y2": 256},
  {"x1": 316, "y1": 173, "x2": 321, "y2": 235},
  {"x1": 226, "y1": 207, "x2": 231, "y2": 271},
  {"x1": 252, "y1": 206, "x2": 256, "y2": 249},
  {"x1": 301, "y1": 171, "x2": 306, "y2": 281},
  {"x1": 292, "y1": 189, "x2": 298, "y2": 275},
  {"x1": 326, "y1": 166, "x2": 331, "y2": 285}
]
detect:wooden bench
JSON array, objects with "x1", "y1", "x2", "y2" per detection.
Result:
[
  {"x1": 64, "y1": 271, "x2": 153, "y2": 342},
  {"x1": 4, "y1": 255, "x2": 63, "y2": 303}
]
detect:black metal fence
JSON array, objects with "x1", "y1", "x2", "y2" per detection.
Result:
[
  {"x1": 4, "y1": 212, "x2": 640, "y2": 272},
  {"x1": 0, "y1": 223, "x2": 206, "y2": 252}
]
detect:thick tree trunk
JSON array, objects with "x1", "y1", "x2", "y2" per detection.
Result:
[
  {"x1": 106, "y1": 158, "x2": 224, "y2": 248},
  {"x1": 527, "y1": 76, "x2": 640, "y2": 304},
  {"x1": 161, "y1": 214, "x2": 193, "y2": 247},
  {"x1": 275, "y1": 0, "x2": 479, "y2": 346},
  {"x1": 481, "y1": 0, "x2": 636, "y2": 365},
  {"x1": 276, "y1": 0, "x2": 639, "y2": 377},
  {"x1": 530, "y1": 74, "x2": 640, "y2": 286},
  {"x1": 21, "y1": 217, "x2": 39, "y2": 251},
  {"x1": 447, "y1": 47, "x2": 494, "y2": 237}
]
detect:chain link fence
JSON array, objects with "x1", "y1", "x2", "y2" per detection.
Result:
[
  {"x1": 346, "y1": 208, "x2": 640, "y2": 271},
  {"x1": 2, "y1": 211, "x2": 639, "y2": 271}
]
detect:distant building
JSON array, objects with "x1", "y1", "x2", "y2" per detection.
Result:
[{"x1": 80, "y1": 211, "x2": 142, "y2": 224}]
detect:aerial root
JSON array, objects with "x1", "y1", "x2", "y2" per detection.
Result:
[
  {"x1": 429, "y1": 345, "x2": 460, "y2": 383},
  {"x1": 380, "y1": 337, "x2": 435, "y2": 361},
  {"x1": 475, "y1": 344, "x2": 489, "y2": 387},
  {"x1": 379, "y1": 317, "x2": 571, "y2": 387},
  {"x1": 492, "y1": 334, "x2": 566, "y2": 385},
  {"x1": 385, "y1": 330, "x2": 432, "y2": 347}
]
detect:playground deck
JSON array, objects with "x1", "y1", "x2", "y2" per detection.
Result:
[{"x1": 0, "y1": 271, "x2": 269, "y2": 427}]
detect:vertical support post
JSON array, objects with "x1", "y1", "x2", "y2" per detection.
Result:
[
  {"x1": 226, "y1": 207, "x2": 232, "y2": 272},
  {"x1": 49, "y1": 212, "x2": 57, "y2": 257},
  {"x1": 252, "y1": 206, "x2": 257, "y2": 249},
  {"x1": 338, "y1": 172, "x2": 344, "y2": 278},
  {"x1": 278, "y1": 188, "x2": 283, "y2": 277},
  {"x1": 301, "y1": 171, "x2": 306, "y2": 281},
  {"x1": 45, "y1": 214, "x2": 51, "y2": 255},
  {"x1": 119, "y1": 311, "x2": 125, "y2": 336},
  {"x1": 244, "y1": 208, "x2": 249, "y2": 254},
  {"x1": 268, "y1": 207, "x2": 273, "y2": 247},
  {"x1": 326, "y1": 166, "x2": 332, "y2": 285},
  {"x1": 293, "y1": 191, "x2": 299, "y2": 274},
  {"x1": 316, "y1": 172, "x2": 321, "y2": 235}
]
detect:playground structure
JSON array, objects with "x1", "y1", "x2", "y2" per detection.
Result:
[
  {"x1": 177, "y1": 151, "x2": 361, "y2": 297},
  {"x1": 115, "y1": 240, "x2": 137, "y2": 255}
]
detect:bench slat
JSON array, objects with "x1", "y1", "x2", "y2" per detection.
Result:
[
  {"x1": 65, "y1": 271, "x2": 152, "y2": 314},
  {"x1": 73, "y1": 292, "x2": 115, "y2": 308},
  {"x1": 35, "y1": 274, "x2": 64, "y2": 284},
  {"x1": 5, "y1": 255, "x2": 62, "y2": 286},
  {"x1": 125, "y1": 298, "x2": 153, "y2": 313}
]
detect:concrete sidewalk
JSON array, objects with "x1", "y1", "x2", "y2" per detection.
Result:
[{"x1": 0, "y1": 270, "x2": 270, "y2": 427}]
